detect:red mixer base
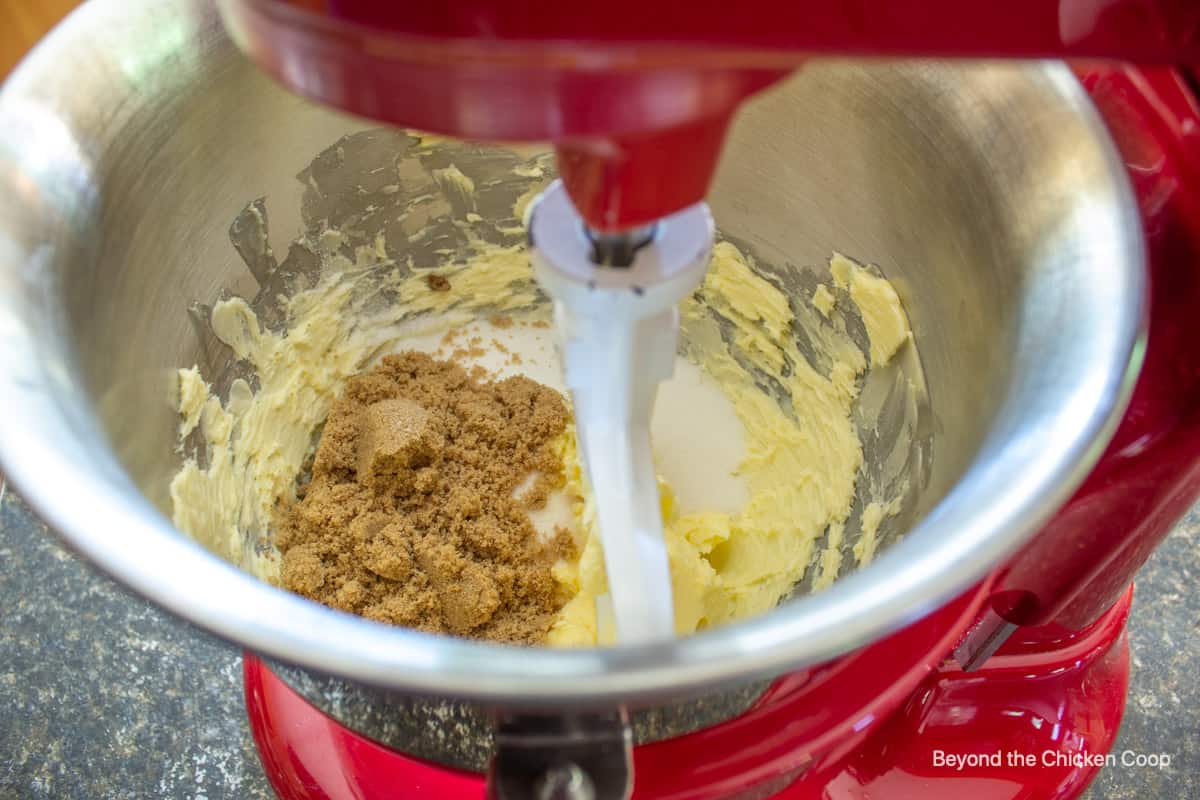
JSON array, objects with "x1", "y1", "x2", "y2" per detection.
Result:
[
  {"x1": 244, "y1": 587, "x2": 1131, "y2": 800},
  {"x1": 794, "y1": 587, "x2": 1132, "y2": 800}
]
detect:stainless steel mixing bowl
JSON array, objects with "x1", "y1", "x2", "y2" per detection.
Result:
[{"x1": 0, "y1": 0, "x2": 1143, "y2": 707}]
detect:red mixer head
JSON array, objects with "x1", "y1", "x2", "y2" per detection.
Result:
[{"x1": 217, "y1": 0, "x2": 1200, "y2": 231}]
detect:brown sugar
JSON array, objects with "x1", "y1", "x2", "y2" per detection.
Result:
[
  {"x1": 274, "y1": 351, "x2": 572, "y2": 644},
  {"x1": 451, "y1": 344, "x2": 487, "y2": 361},
  {"x1": 355, "y1": 397, "x2": 441, "y2": 489}
]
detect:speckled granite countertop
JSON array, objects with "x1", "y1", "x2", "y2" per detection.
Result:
[{"x1": 0, "y1": 484, "x2": 1195, "y2": 799}]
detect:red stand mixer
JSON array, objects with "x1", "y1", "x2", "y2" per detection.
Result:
[
  {"x1": 0, "y1": 1, "x2": 1196, "y2": 799},
  {"x1": 215, "y1": 2, "x2": 1200, "y2": 798}
]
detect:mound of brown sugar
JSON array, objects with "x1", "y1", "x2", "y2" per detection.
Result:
[{"x1": 274, "y1": 351, "x2": 575, "y2": 644}]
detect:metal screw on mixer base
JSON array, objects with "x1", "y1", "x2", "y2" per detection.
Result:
[
  {"x1": 536, "y1": 764, "x2": 596, "y2": 800},
  {"x1": 489, "y1": 708, "x2": 632, "y2": 800}
]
